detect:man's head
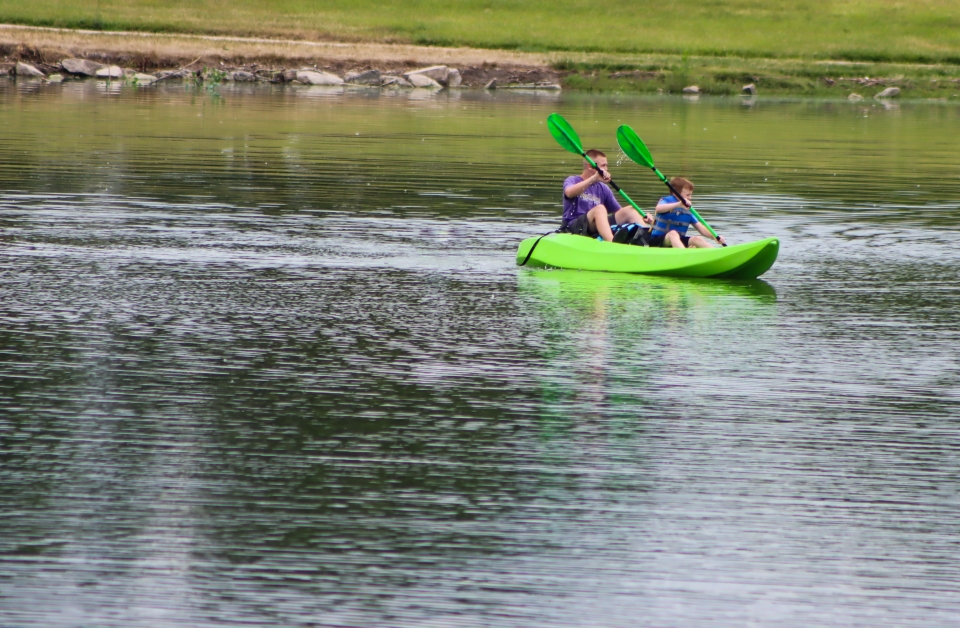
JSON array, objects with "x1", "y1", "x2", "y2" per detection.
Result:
[
  {"x1": 583, "y1": 149, "x2": 608, "y2": 173},
  {"x1": 670, "y1": 176, "x2": 694, "y2": 196}
]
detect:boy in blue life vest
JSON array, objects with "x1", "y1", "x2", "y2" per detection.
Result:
[
  {"x1": 561, "y1": 149, "x2": 650, "y2": 242},
  {"x1": 649, "y1": 177, "x2": 726, "y2": 248}
]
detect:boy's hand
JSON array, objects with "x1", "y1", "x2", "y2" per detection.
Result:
[
  {"x1": 717, "y1": 235, "x2": 726, "y2": 245},
  {"x1": 642, "y1": 214, "x2": 653, "y2": 225},
  {"x1": 593, "y1": 167, "x2": 611, "y2": 183}
]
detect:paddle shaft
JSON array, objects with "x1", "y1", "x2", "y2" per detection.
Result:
[
  {"x1": 580, "y1": 153, "x2": 649, "y2": 222},
  {"x1": 653, "y1": 167, "x2": 725, "y2": 246}
]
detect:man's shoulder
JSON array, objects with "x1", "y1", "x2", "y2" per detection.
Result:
[{"x1": 563, "y1": 175, "x2": 583, "y2": 187}]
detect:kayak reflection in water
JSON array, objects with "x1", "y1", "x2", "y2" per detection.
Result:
[
  {"x1": 559, "y1": 149, "x2": 651, "y2": 242},
  {"x1": 649, "y1": 177, "x2": 727, "y2": 248}
]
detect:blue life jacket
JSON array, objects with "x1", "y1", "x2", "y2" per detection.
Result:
[{"x1": 651, "y1": 196, "x2": 698, "y2": 237}]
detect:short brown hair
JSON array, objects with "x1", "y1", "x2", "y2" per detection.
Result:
[
  {"x1": 670, "y1": 176, "x2": 694, "y2": 193},
  {"x1": 585, "y1": 149, "x2": 606, "y2": 160}
]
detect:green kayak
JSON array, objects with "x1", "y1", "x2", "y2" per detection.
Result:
[{"x1": 516, "y1": 233, "x2": 779, "y2": 279}]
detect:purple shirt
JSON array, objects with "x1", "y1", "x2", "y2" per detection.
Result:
[{"x1": 562, "y1": 176, "x2": 620, "y2": 225}]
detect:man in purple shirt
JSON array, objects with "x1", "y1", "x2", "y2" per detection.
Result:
[{"x1": 561, "y1": 149, "x2": 648, "y2": 242}]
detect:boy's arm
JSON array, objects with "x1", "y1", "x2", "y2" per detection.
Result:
[
  {"x1": 564, "y1": 173, "x2": 601, "y2": 198},
  {"x1": 654, "y1": 199, "x2": 685, "y2": 213}
]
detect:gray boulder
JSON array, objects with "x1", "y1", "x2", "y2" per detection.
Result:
[
  {"x1": 381, "y1": 75, "x2": 413, "y2": 88},
  {"x1": 405, "y1": 65, "x2": 449, "y2": 85},
  {"x1": 447, "y1": 68, "x2": 462, "y2": 88},
  {"x1": 296, "y1": 70, "x2": 344, "y2": 85},
  {"x1": 280, "y1": 69, "x2": 298, "y2": 82},
  {"x1": 485, "y1": 78, "x2": 498, "y2": 90},
  {"x1": 682, "y1": 85, "x2": 700, "y2": 94},
  {"x1": 95, "y1": 65, "x2": 123, "y2": 79},
  {"x1": 742, "y1": 83, "x2": 757, "y2": 95},
  {"x1": 230, "y1": 71, "x2": 257, "y2": 82},
  {"x1": 345, "y1": 69, "x2": 381, "y2": 85},
  {"x1": 875, "y1": 87, "x2": 900, "y2": 99},
  {"x1": 15, "y1": 62, "x2": 44, "y2": 77},
  {"x1": 47, "y1": 73, "x2": 64, "y2": 83},
  {"x1": 848, "y1": 93, "x2": 864, "y2": 101},
  {"x1": 61, "y1": 58, "x2": 104, "y2": 76},
  {"x1": 156, "y1": 69, "x2": 190, "y2": 81},
  {"x1": 407, "y1": 73, "x2": 441, "y2": 88},
  {"x1": 131, "y1": 73, "x2": 157, "y2": 85}
]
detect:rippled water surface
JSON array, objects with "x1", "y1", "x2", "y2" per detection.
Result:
[{"x1": 2, "y1": 80, "x2": 960, "y2": 627}]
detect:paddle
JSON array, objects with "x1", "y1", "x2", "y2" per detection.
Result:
[
  {"x1": 616, "y1": 124, "x2": 726, "y2": 246},
  {"x1": 546, "y1": 113, "x2": 649, "y2": 222}
]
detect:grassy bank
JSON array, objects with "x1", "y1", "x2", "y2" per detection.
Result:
[
  {"x1": 2, "y1": 0, "x2": 960, "y2": 65},
  {"x1": 558, "y1": 54, "x2": 960, "y2": 99}
]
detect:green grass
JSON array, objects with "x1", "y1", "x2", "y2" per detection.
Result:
[
  {"x1": 2, "y1": 0, "x2": 960, "y2": 64},
  {"x1": 556, "y1": 54, "x2": 960, "y2": 97}
]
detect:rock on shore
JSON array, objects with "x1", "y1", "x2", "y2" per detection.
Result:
[
  {"x1": 15, "y1": 62, "x2": 44, "y2": 77},
  {"x1": 95, "y1": 65, "x2": 123, "y2": 79},
  {"x1": 407, "y1": 73, "x2": 441, "y2": 88},
  {"x1": 381, "y1": 75, "x2": 413, "y2": 88},
  {"x1": 875, "y1": 87, "x2": 900, "y2": 99},
  {"x1": 345, "y1": 69, "x2": 380, "y2": 85},
  {"x1": 404, "y1": 65, "x2": 449, "y2": 86},
  {"x1": 228, "y1": 70, "x2": 256, "y2": 82},
  {"x1": 296, "y1": 70, "x2": 344, "y2": 85},
  {"x1": 61, "y1": 58, "x2": 104, "y2": 76}
]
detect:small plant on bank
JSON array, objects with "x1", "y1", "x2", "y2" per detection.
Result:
[{"x1": 206, "y1": 68, "x2": 227, "y2": 91}]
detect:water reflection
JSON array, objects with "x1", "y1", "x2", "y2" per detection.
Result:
[{"x1": 519, "y1": 269, "x2": 777, "y2": 425}]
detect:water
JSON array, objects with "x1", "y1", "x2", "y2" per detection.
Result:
[{"x1": 2, "y1": 80, "x2": 960, "y2": 627}]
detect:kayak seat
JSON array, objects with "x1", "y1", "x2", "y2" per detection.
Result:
[{"x1": 607, "y1": 223, "x2": 650, "y2": 246}]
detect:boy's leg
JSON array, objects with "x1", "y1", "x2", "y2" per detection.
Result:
[
  {"x1": 587, "y1": 204, "x2": 614, "y2": 242},
  {"x1": 663, "y1": 231, "x2": 686, "y2": 248},
  {"x1": 687, "y1": 235, "x2": 712, "y2": 248}
]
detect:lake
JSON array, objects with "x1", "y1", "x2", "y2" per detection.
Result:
[{"x1": 2, "y1": 79, "x2": 960, "y2": 627}]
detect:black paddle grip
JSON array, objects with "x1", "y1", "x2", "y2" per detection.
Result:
[{"x1": 589, "y1": 164, "x2": 623, "y2": 194}]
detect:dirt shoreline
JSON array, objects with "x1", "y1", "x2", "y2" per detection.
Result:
[{"x1": 0, "y1": 24, "x2": 561, "y2": 88}]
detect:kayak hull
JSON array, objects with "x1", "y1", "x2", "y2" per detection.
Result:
[{"x1": 516, "y1": 234, "x2": 779, "y2": 279}]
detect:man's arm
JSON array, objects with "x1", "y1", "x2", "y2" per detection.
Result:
[{"x1": 564, "y1": 172, "x2": 602, "y2": 198}]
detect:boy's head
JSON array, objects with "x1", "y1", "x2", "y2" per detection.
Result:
[{"x1": 670, "y1": 176, "x2": 694, "y2": 196}]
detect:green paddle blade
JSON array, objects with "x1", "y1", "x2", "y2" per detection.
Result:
[
  {"x1": 547, "y1": 113, "x2": 585, "y2": 156},
  {"x1": 616, "y1": 125, "x2": 655, "y2": 169}
]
